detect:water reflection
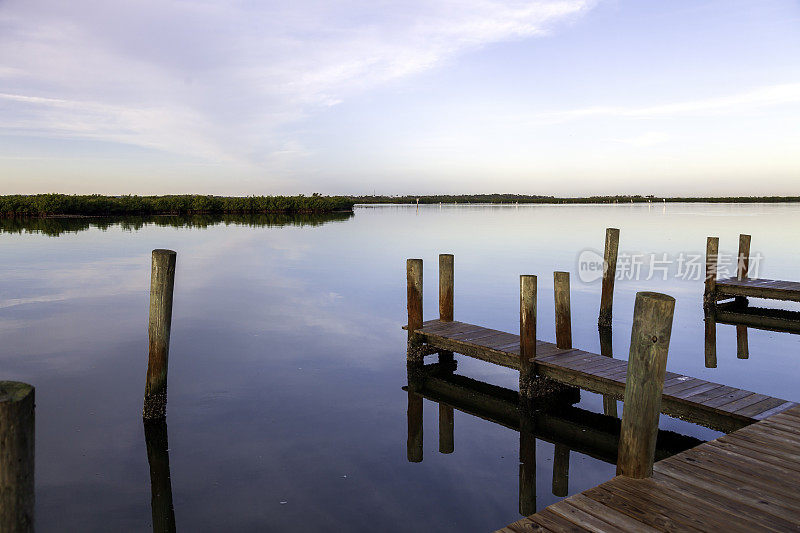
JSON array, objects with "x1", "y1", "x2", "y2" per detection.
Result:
[
  {"x1": 705, "y1": 300, "x2": 800, "y2": 368},
  {"x1": 143, "y1": 420, "x2": 177, "y2": 533},
  {"x1": 0, "y1": 212, "x2": 353, "y2": 236},
  {"x1": 404, "y1": 360, "x2": 703, "y2": 516}
]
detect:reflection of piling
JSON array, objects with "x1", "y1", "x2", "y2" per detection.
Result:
[
  {"x1": 519, "y1": 275, "x2": 537, "y2": 399},
  {"x1": 736, "y1": 326, "x2": 749, "y2": 360},
  {"x1": 407, "y1": 390, "x2": 423, "y2": 463},
  {"x1": 553, "y1": 272, "x2": 571, "y2": 350},
  {"x1": 0, "y1": 381, "x2": 35, "y2": 533},
  {"x1": 406, "y1": 259, "x2": 424, "y2": 363},
  {"x1": 438, "y1": 403, "x2": 454, "y2": 454},
  {"x1": 735, "y1": 234, "x2": 751, "y2": 358},
  {"x1": 617, "y1": 292, "x2": 675, "y2": 479},
  {"x1": 518, "y1": 407, "x2": 536, "y2": 516},
  {"x1": 552, "y1": 444, "x2": 570, "y2": 497},
  {"x1": 598, "y1": 326, "x2": 618, "y2": 417},
  {"x1": 704, "y1": 310, "x2": 717, "y2": 368},
  {"x1": 598, "y1": 228, "x2": 619, "y2": 327},
  {"x1": 144, "y1": 249, "x2": 177, "y2": 420},
  {"x1": 144, "y1": 420, "x2": 177, "y2": 533}
]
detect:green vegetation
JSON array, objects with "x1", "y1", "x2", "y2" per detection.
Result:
[
  {"x1": 0, "y1": 212, "x2": 353, "y2": 237},
  {"x1": 0, "y1": 194, "x2": 354, "y2": 217},
  {"x1": 351, "y1": 194, "x2": 800, "y2": 204}
]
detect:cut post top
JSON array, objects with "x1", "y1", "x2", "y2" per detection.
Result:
[
  {"x1": 152, "y1": 249, "x2": 177, "y2": 257},
  {"x1": 0, "y1": 381, "x2": 34, "y2": 403}
]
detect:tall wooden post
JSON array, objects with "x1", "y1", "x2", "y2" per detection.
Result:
[
  {"x1": 599, "y1": 326, "x2": 618, "y2": 417},
  {"x1": 439, "y1": 254, "x2": 454, "y2": 322},
  {"x1": 598, "y1": 228, "x2": 619, "y2": 327},
  {"x1": 553, "y1": 272, "x2": 572, "y2": 350},
  {"x1": 144, "y1": 249, "x2": 177, "y2": 420},
  {"x1": 737, "y1": 234, "x2": 751, "y2": 281},
  {"x1": 407, "y1": 391, "x2": 423, "y2": 463},
  {"x1": 144, "y1": 420, "x2": 177, "y2": 533},
  {"x1": 617, "y1": 292, "x2": 676, "y2": 479},
  {"x1": 519, "y1": 275, "x2": 537, "y2": 399},
  {"x1": 438, "y1": 403, "x2": 454, "y2": 454},
  {"x1": 0, "y1": 381, "x2": 35, "y2": 533},
  {"x1": 552, "y1": 444, "x2": 570, "y2": 497},
  {"x1": 407, "y1": 259, "x2": 424, "y2": 363},
  {"x1": 704, "y1": 309, "x2": 717, "y2": 369},
  {"x1": 704, "y1": 237, "x2": 719, "y2": 308}
]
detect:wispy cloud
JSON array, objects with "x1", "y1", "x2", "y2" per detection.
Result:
[{"x1": 0, "y1": 0, "x2": 595, "y2": 165}]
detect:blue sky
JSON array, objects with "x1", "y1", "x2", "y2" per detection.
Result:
[{"x1": 1, "y1": 0, "x2": 798, "y2": 195}]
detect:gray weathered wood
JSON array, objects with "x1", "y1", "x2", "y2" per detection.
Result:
[
  {"x1": 438, "y1": 403, "x2": 454, "y2": 454},
  {"x1": 439, "y1": 254, "x2": 454, "y2": 322},
  {"x1": 519, "y1": 275, "x2": 537, "y2": 398},
  {"x1": 144, "y1": 249, "x2": 176, "y2": 420},
  {"x1": 407, "y1": 258, "x2": 424, "y2": 362},
  {"x1": 617, "y1": 292, "x2": 676, "y2": 479},
  {"x1": 598, "y1": 228, "x2": 619, "y2": 327},
  {"x1": 0, "y1": 381, "x2": 35, "y2": 533},
  {"x1": 704, "y1": 237, "x2": 719, "y2": 307},
  {"x1": 554, "y1": 271, "x2": 572, "y2": 350}
]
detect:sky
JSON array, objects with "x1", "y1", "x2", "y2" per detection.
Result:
[{"x1": 1, "y1": 0, "x2": 798, "y2": 196}]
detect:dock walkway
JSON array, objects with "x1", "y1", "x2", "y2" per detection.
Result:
[
  {"x1": 498, "y1": 403, "x2": 800, "y2": 532},
  {"x1": 409, "y1": 319, "x2": 795, "y2": 432}
]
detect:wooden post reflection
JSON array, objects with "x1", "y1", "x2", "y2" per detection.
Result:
[
  {"x1": 552, "y1": 444, "x2": 570, "y2": 497},
  {"x1": 144, "y1": 420, "x2": 176, "y2": 533},
  {"x1": 736, "y1": 325, "x2": 749, "y2": 359},
  {"x1": 704, "y1": 310, "x2": 717, "y2": 368},
  {"x1": 438, "y1": 403, "x2": 454, "y2": 454},
  {"x1": 518, "y1": 407, "x2": 536, "y2": 516},
  {"x1": 407, "y1": 390, "x2": 423, "y2": 463},
  {"x1": 598, "y1": 326, "x2": 618, "y2": 417}
]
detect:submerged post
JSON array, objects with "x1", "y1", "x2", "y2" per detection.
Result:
[
  {"x1": 519, "y1": 275, "x2": 537, "y2": 399},
  {"x1": 407, "y1": 259, "x2": 424, "y2": 363},
  {"x1": 0, "y1": 381, "x2": 35, "y2": 532},
  {"x1": 704, "y1": 237, "x2": 719, "y2": 308},
  {"x1": 144, "y1": 249, "x2": 177, "y2": 420},
  {"x1": 598, "y1": 228, "x2": 620, "y2": 327},
  {"x1": 554, "y1": 271, "x2": 572, "y2": 349},
  {"x1": 439, "y1": 254, "x2": 454, "y2": 322},
  {"x1": 438, "y1": 403, "x2": 454, "y2": 454},
  {"x1": 617, "y1": 292, "x2": 676, "y2": 479}
]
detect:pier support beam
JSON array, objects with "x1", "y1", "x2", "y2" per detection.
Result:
[
  {"x1": 598, "y1": 228, "x2": 619, "y2": 328},
  {"x1": 407, "y1": 258, "x2": 424, "y2": 363},
  {"x1": 617, "y1": 292, "x2": 676, "y2": 479},
  {"x1": 519, "y1": 275, "x2": 537, "y2": 399},
  {"x1": 704, "y1": 237, "x2": 719, "y2": 309},
  {"x1": 144, "y1": 249, "x2": 177, "y2": 420},
  {"x1": 0, "y1": 381, "x2": 35, "y2": 533},
  {"x1": 438, "y1": 254, "x2": 455, "y2": 365},
  {"x1": 554, "y1": 272, "x2": 572, "y2": 350}
]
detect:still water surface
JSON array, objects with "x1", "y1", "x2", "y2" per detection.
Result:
[{"x1": 1, "y1": 204, "x2": 799, "y2": 531}]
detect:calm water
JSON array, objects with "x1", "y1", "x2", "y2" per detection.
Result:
[{"x1": 2, "y1": 204, "x2": 799, "y2": 532}]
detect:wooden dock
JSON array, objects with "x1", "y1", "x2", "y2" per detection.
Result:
[
  {"x1": 407, "y1": 319, "x2": 795, "y2": 432},
  {"x1": 498, "y1": 403, "x2": 800, "y2": 532},
  {"x1": 714, "y1": 277, "x2": 800, "y2": 303}
]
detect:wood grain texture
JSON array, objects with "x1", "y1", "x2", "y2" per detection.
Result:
[
  {"x1": 0, "y1": 381, "x2": 34, "y2": 533},
  {"x1": 144, "y1": 249, "x2": 176, "y2": 420},
  {"x1": 438, "y1": 254, "x2": 454, "y2": 321},
  {"x1": 598, "y1": 228, "x2": 619, "y2": 327}
]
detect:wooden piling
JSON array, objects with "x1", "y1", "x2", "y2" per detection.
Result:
[
  {"x1": 552, "y1": 444, "x2": 570, "y2": 497},
  {"x1": 144, "y1": 249, "x2": 177, "y2": 420},
  {"x1": 144, "y1": 420, "x2": 177, "y2": 533},
  {"x1": 519, "y1": 275, "x2": 537, "y2": 399},
  {"x1": 598, "y1": 326, "x2": 618, "y2": 417},
  {"x1": 598, "y1": 228, "x2": 619, "y2": 327},
  {"x1": 737, "y1": 234, "x2": 751, "y2": 280},
  {"x1": 617, "y1": 292, "x2": 676, "y2": 479},
  {"x1": 554, "y1": 272, "x2": 572, "y2": 350},
  {"x1": 439, "y1": 254, "x2": 454, "y2": 322},
  {"x1": 407, "y1": 391, "x2": 423, "y2": 463},
  {"x1": 407, "y1": 259, "x2": 424, "y2": 363},
  {"x1": 0, "y1": 381, "x2": 35, "y2": 532},
  {"x1": 438, "y1": 403, "x2": 454, "y2": 454},
  {"x1": 704, "y1": 237, "x2": 719, "y2": 308}
]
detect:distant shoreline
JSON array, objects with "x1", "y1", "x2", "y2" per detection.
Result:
[{"x1": 351, "y1": 194, "x2": 800, "y2": 205}]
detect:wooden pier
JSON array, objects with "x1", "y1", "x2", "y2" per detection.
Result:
[{"x1": 499, "y1": 403, "x2": 800, "y2": 532}]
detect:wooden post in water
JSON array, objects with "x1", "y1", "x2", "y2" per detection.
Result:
[
  {"x1": 144, "y1": 420, "x2": 177, "y2": 533},
  {"x1": 439, "y1": 254, "x2": 454, "y2": 322},
  {"x1": 438, "y1": 403, "x2": 454, "y2": 454},
  {"x1": 519, "y1": 275, "x2": 537, "y2": 399},
  {"x1": 407, "y1": 259, "x2": 424, "y2": 363},
  {"x1": 552, "y1": 444, "x2": 570, "y2": 497},
  {"x1": 704, "y1": 237, "x2": 719, "y2": 308},
  {"x1": 0, "y1": 381, "x2": 35, "y2": 532},
  {"x1": 617, "y1": 292, "x2": 675, "y2": 479},
  {"x1": 144, "y1": 249, "x2": 177, "y2": 420},
  {"x1": 598, "y1": 228, "x2": 619, "y2": 327},
  {"x1": 553, "y1": 272, "x2": 571, "y2": 350},
  {"x1": 737, "y1": 234, "x2": 751, "y2": 281}
]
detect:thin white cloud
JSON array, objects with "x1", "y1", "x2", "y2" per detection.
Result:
[{"x1": 0, "y1": 0, "x2": 595, "y2": 165}]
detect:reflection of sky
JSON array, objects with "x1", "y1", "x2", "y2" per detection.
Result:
[{"x1": 1, "y1": 204, "x2": 798, "y2": 530}]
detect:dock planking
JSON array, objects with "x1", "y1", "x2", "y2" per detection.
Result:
[
  {"x1": 497, "y1": 404, "x2": 800, "y2": 533},
  {"x1": 715, "y1": 277, "x2": 800, "y2": 303},
  {"x1": 406, "y1": 319, "x2": 795, "y2": 432}
]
